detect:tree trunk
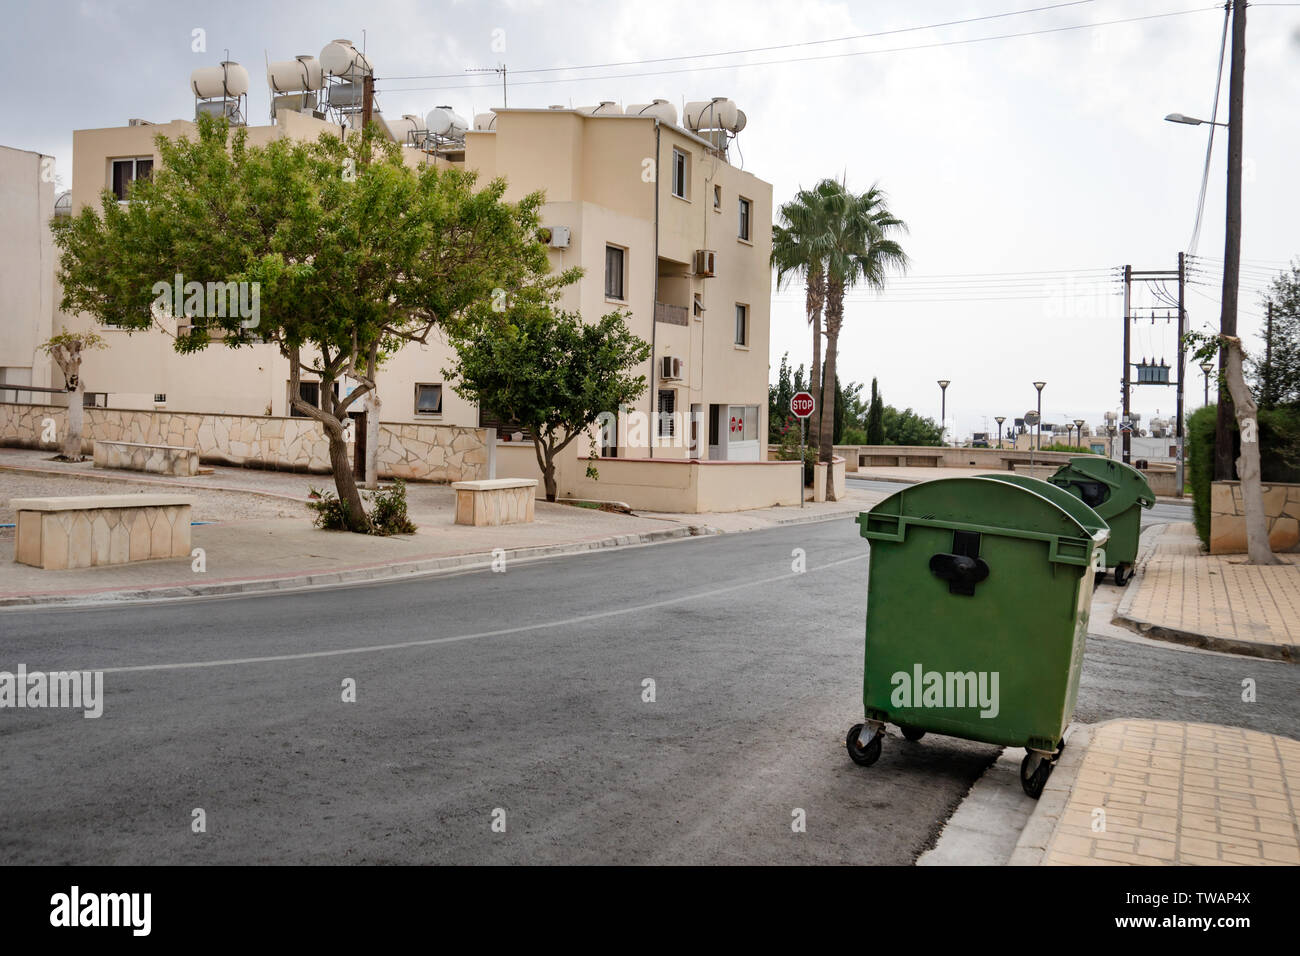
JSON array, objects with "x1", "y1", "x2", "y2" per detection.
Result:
[
  {"x1": 326, "y1": 418, "x2": 370, "y2": 533},
  {"x1": 807, "y1": 269, "x2": 824, "y2": 458},
  {"x1": 364, "y1": 390, "x2": 381, "y2": 490},
  {"x1": 1223, "y1": 336, "x2": 1279, "y2": 564},
  {"x1": 63, "y1": 380, "x2": 85, "y2": 460},
  {"x1": 820, "y1": 276, "x2": 844, "y2": 467}
]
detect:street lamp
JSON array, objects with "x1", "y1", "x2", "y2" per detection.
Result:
[
  {"x1": 1074, "y1": 418, "x2": 1085, "y2": 449},
  {"x1": 1032, "y1": 382, "x2": 1046, "y2": 450},
  {"x1": 937, "y1": 380, "x2": 950, "y2": 446},
  {"x1": 1163, "y1": 112, "x2": 1229, "y2": 128},
  {"x1": 995, "y1": 416, "x2": 1006, "y2": 448},
  {"x1": 1201, "y1": 360, "x2": 1214, "y2": 406}
]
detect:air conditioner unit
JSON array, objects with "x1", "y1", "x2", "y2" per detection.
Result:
[
  {"x1": 694, "y1": 249, "x2": 716, "y2": 277},
  {"x1": 660, "y1": 355, "x2": 684, "y2": 380},
  {"x1": 541, "y1": 225, "x2": 571, "y2": 248}
]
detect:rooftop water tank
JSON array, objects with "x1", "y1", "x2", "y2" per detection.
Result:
[
  {"x1": 684, "y1": 97, "x2": 738, "y2": 131},
  {"x1": 191, "y1": 61, "x2": 250, "y2": 99},
  {"x1": 319, "y1": 39, "x2": 372, "y2": 79},
  {"x1": 425, "y1": 106, "x2": 468, "y2": 137},
  {"x1": 625, "y1": 99, "x2": 677, "y2": 124},
  {"x1": 473, "y1": 111, "x2": 497, "y2": 131},
  {"x1": 268, "y1": 56, "x2": 323, "y2": 93}
]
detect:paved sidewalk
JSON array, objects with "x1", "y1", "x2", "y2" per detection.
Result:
[
  {"x1": 1117, "y1": 522, "x2": 1300, "y2": 661},
  {"x1": 0, "y1": 448, "x2": 880, "y2": 607},
  {"x1": 1013, "y1": 720, "x2": 1300, "y2": 866}
]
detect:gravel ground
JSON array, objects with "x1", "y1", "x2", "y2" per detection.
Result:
[{"x1": 0, "y1": 471, "x2": 308, "y2": 532}]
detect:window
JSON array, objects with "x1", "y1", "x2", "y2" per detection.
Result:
[
  {"x1": 84, "y1": 392, "x2": 107, "y2": 408},
  {"x1": 728, "y1": 404, "x2": 759, "y2": 442},
  {"x1": 737, "y1": 196, "x2": 752, "y2": 241},
  {"x1": 290, "y1": 380, "x2": 338, "y2": 417},
  {"x1": 657, "y1": 389, "x2": 676, "y2": 438},
  {"x1": 605, "y1": 245, "x2": 626, "y2": 300},
  {"x1": 153, "y1": 393, "x2": 166, "y2": 404},
  {"x1": 713, "y1": 184, "x2": 722, "y2": 210},
  {"x1": 414, "y1": 383, "x2": 443, "y2": 416},
  {"x1": 111, "y1": 157, "x2": 153, "y2": 201},
  {"x1": 671, "y1": 148, "x2": 688, "y2": 199},
  {"x1": 734, "y1": 303, "x2": 748, "y2": 346}
]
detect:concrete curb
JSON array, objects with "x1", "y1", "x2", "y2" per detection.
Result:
[
  {"x1": 0, "y1": 505, "x2": 864, "y2": 611},
  {"x1": 1007, "y1": 722, "x2": 1094, "y2": 866},
  {"x1": 1111, "y1": 526, "x2": 1295, "y2": 663}
]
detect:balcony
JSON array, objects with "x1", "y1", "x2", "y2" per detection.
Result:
[{"x1": 654, "y1": 301, "x2": 689, "y2": 326}]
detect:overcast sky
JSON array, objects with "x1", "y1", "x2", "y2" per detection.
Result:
[{"x1": 11, "y1": 0, "x2": 1300, "y2": 436}]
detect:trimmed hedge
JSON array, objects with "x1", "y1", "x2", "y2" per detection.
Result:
[{"x1": 1186, "y1": 403, "x2": 1300, "y2": 549}]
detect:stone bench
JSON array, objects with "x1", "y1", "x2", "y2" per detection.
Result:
[
  {"x1": 94, "y1": 440, "x2": 200, "y2": 477},
  {"x1": 451, "y1": 479, "x2": 537, "y2": 527},
  {"x1": 13, "y1": 494, "x2": 195, "y2": 570}
]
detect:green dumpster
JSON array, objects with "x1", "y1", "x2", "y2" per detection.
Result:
[
  {"x1": 1047, "y1": 457, "x2": 1154, "y2": 586},
  {"x1": 845, "y1": 475, "x2": 1109, "y2": 797}
]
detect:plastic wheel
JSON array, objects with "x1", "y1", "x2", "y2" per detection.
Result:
[
  {"x1": 900, "y1": 725, "x2": 926, "y2": 742},
  {"x1": 1094, "y1": 569, "x2": 1108, "y2": 588},
  {"x1": 846, "y1": 724, "x2": 883, "y2": 767},
  {"x1": 1020, "y1": 752, "x2": 1053, "y2": 799},
  {"x1": 1114, "y1": 564, "x2": 1134, "y2": 587}
]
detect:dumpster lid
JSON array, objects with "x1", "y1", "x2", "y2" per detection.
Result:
[
  {"x1": 1049, "y1": 456, "x2": 1155, "y2": 508},
  {"x1": 858, "y1": 475, "x2": 1109, "y2": 568}
]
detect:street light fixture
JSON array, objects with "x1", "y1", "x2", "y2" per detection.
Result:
[
  {"x1": 937, "y1": 380, "x2": 951, "y2": 446},
  {"x1": 1201, "y1": 359, "x2": 1214, "y2": 406},
  {"x1": 1074, "y1": 418, "x2": 1085, "y2": 449},
  {"x1": 995, "y1": 415, "x2": 1006, "y2": 449},
  {"x1": 1164, "y1": 112, "x2": 1229, "y2": 128},
  {"x1": 1032, "y1": 382, "x2": 1046, "y2": 450}
]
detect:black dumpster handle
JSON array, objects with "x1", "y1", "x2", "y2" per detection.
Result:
[{"x1": 929, "y1": 553, "x2": 990, "y2": 596}]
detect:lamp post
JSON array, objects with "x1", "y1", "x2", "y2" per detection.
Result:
[
  {"x1": 1074, "y1": 418, "x2": 1085, "y2": 450},
  {"x1": 937, "y1": 380, "x2": 950, "y2": 446},
  {"x1": 995, "y1": 416, "x2": 1006, "y2": 448},
  {"x1": 1033, "y1": 381, "x2": 1046, "y2": 450},
  {"x1": 1201, "y1": 360, "x2": 1214, "y2": 406}
]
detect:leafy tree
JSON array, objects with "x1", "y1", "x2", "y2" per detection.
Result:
[
  {"x1": 444, "y1": 284, "x2": 650, "y2": 502},
  {"x1": 833, "y1": 376, "x2": 864, "y2": 445},
  {"x1": 865, "y1": 378, "x2": 885, "y2": 444},
  {"x1": 881, "y1": 405, "x2": 943, "y2": 446},
  {"x1": 1254, "y1": 259, "x2": 1300, "y2": 408},
  {"x1": 52, "y1": 115, "x2": 554, "y2": 532},
  {"x1": 768, "y1": 352, "x2": 796, "y2": 442},
  {"x1": 39, "y1": 331, "x2": 107, "y2": 460}
]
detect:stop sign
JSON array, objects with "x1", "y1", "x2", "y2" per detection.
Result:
[{"x1": 791, "y1": 391, "x2": 815, "y2": 419}]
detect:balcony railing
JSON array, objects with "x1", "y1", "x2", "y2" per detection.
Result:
[{"x1": 654, "y1": 301, "x2": 689, "y2": 326}]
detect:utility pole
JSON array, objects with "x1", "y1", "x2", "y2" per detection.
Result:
[
  {"x1": 1215, "y1": 0, "x2": 1246, "y2": 481},
  {"x1": 1175, "y1": 251, "x2": 1186, "y2": 497},
  {"x1": 1122, "y1": 264, "x2": 1132, "y2": 465},
  {"x1": 361, "y1": 73, "x2": 374, "y2": 132}
]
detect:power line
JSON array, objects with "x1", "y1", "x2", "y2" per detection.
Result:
[
  {"x1": 384, "y1": 1, "x2": 1097, "y2": 81},
  {"x1": 1186, "y1": 2, "x2": 1230, "y2": 255},
  {"x1": 377, "y1": 6, "x2": 1223, "y2": 94}
]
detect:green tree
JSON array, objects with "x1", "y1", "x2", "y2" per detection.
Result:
[
  {"x1": 815, "y1": 180, "x2": 909, "y2": 465},
  {"x1": 768, "y1": 352, "x2": 795, "y2": 442},
  {"x1": 772, "y1": 181, "x2": 837, "y2": 459},
  {"x1": 52, "y1": 116, "x2": 555, "y2": 532},
  {"x1": 1254, "y1": 259, "x2": 1300, "y2": 408},
  {"x1": 882, "y1": 405, "x2": 943, "y2": 446},
  {"x1": 444, "y1": 285, "x2": 651, "y2": 502},
  {"x1": 865, "y1": 378, "x2": 885, "y2": 444}
]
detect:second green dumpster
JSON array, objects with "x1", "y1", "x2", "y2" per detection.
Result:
[
  {"x1": 1048, "y1": 456, "x2": 1154, "y2": 586},
  {"x1": 846, "y1": 475, "x2": 1109, "y2": 797}
]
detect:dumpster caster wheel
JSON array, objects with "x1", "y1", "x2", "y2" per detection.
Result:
[
  {"x1": 846, "y1": 724, "x2": 883, "y2": 767},
  {"x1": 900, "y1": 725, "x2": 926, "y2": 742},
  {"x1": 1020, "y1": 752, "x2": 1053, "y2": 799},
  {"x1": 1114, "y1": 564, "x2": 1134, "y2": 587},
  {"x1": 1094, "y1": 569, "x2": 1108, "y2": 588}
]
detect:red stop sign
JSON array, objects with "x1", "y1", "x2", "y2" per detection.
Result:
[{"x1": 790, "y1": 391, "x2": 815, "y2": 419}]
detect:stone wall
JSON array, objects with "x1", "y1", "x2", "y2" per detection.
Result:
[
  {"x1": 0, "y1": 403, "x2": 489, "y2": 483},
  {"x1": 1210, "y1": 481, "x2": 1300, "y2": 554}
]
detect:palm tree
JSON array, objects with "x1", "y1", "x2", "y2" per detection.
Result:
[
  {"x1": 818, "y1": 180, "x2": 909, "y2": 468},
  {"x1": 771, "y1": 181, "x2": 838, "y2": 456}
]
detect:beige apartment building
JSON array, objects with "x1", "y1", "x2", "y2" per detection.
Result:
[{"x1": 9, "y1": 65, "x2": 773, "y2": 470}]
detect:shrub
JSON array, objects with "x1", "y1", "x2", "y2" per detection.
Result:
[{"x1": 307, "y1": 479, "x2": 418, "y2": 535}]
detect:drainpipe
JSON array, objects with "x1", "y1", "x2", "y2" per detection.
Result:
[{"x1": 649, "y1": 120, "x2": 660, "y2": 459}]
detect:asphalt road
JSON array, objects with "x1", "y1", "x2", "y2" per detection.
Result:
[{"x1": 1, "y1": 515, "x2": 1291, "y2": 866}]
